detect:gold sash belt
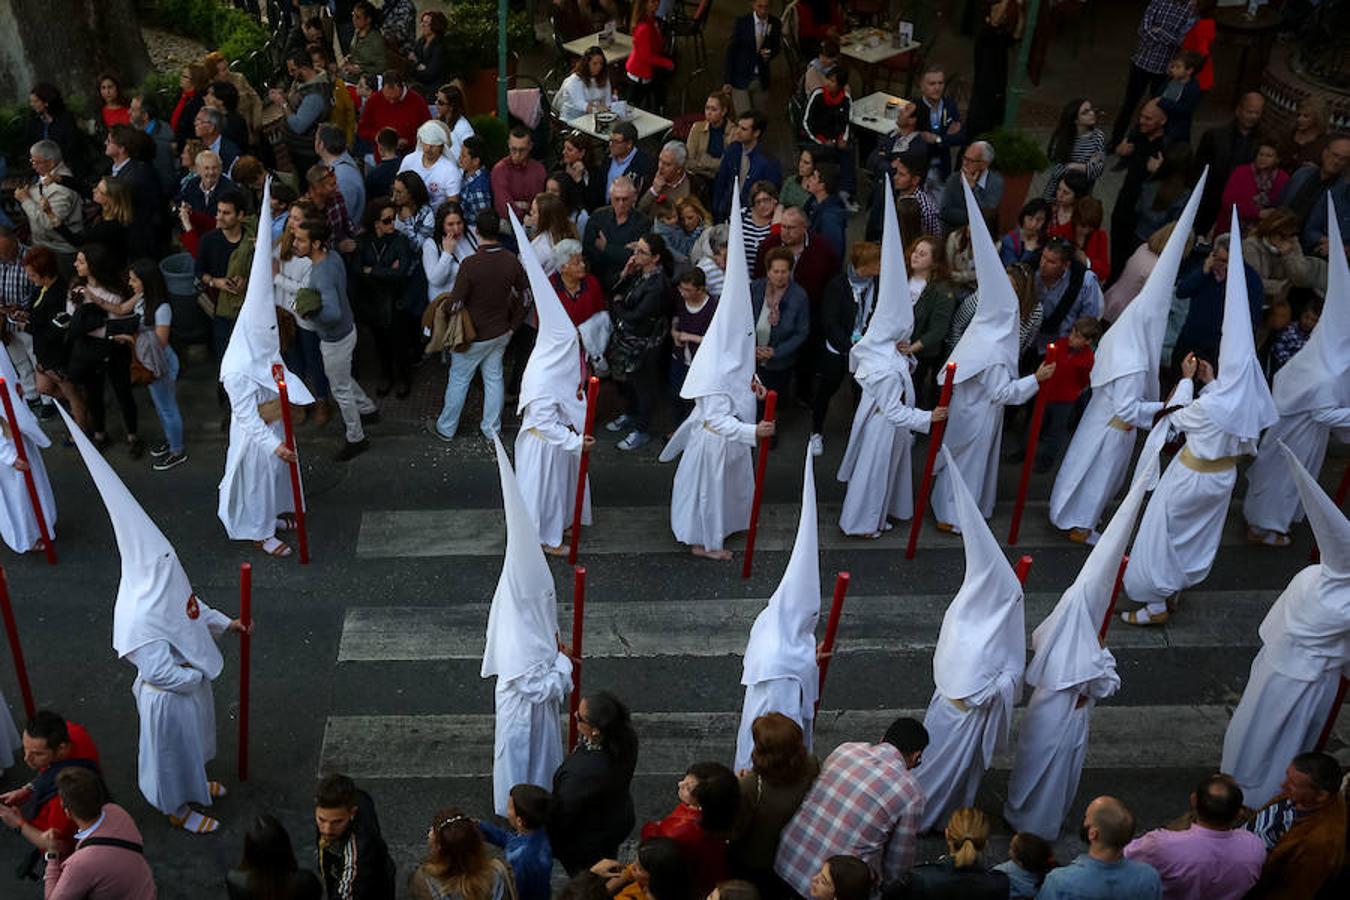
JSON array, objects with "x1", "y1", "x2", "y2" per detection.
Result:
[
  {"x1": 257, "y1": 399, "x2": 282, "y2": 424},
  {"x1": 1179, "y1": 446, "x2": 1238, "y2": 473},
  {"x1": 1107, "y1": 416, "x2": 1133, "y2": 432}
]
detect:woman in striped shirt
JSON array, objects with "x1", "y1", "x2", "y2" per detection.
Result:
[
  {"x1": 740, "y1": 181, "x2": 781, "y2": 272},
  {"x1": 1043, "y1": 98, "x2": 1106, "y2": 201}
]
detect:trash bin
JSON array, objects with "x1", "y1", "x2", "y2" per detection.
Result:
[{"x1": 159, "y1": 253, "x2": 197, "y2": 297}]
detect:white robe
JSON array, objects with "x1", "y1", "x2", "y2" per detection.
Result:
[
  {"x1": 515, "y1": 401, "x2": 591, "y2": 548},
  {"x1": 930, "y1": 367, "x2": 1040, "y2": 525},
  {"x1": 734, "y1": 677, "x2": 814, "y2": 774},
  {"x1": 1049, "y1": 373, "x2": 1163, "y2": 532},
  {"x1": 0, "y1": 686, "x2": 20, "y2": 771},
  {"x1": 0, "y1": 431, "x2": 56, "y2": 554},
  {"x1": 836, "y1": 372, "x2": 931, "y2": 535},
  {"x1": 915, "y1": 672, "x2": 1018, "y2": 831},
  {"x1": 126, "y1": 606, "x2": 230, "y2": 814},
  {"x1": 1242, "y1": 409, "x2": 1350, "y2": 535},
  {"x1": 217, "y1": 375, "x2": 298, "y2": 541},
  {"x1": 665, "y1": 394, "x2": 757, "y2": 551},
  {"x1": 1124, "y1": 380, "x2": 1256, "y2": 605},
  {"x1": 492, "y1": 652, "x2": 572, "y2": 816}
]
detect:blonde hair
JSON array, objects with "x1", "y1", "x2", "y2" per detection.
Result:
[
  {"x1": 1297, "y1": 95, "x2": 1330, "y2": 135},
  {"x1": 945, "y1": 808, "x2": 990, "y2": 869},
  {"x1": 97, "y1": 178, "x2": 134, "y2": 225},
  {"x1": 1145, "y1": 220, "x2": 1193, "y2": 257}
]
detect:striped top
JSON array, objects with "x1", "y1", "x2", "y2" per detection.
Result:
[
  {"x1": 1043, "y1": 128, "x2": 1107, "y2": 201},
  {"x1": 741, "y1": 210, "x2": 774, "y2": 271}
]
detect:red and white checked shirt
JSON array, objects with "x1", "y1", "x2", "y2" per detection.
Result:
[{"x1": 773, "y1": 741, "x2": 926, "y2": 893}]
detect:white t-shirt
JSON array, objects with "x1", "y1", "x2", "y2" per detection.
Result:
[{"x1": 398, "y1": 150, "x2": 463, "y2": 210}]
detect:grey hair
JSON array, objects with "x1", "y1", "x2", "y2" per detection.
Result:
[
  {"x1": 661, "y1": 140, "x2": 688, "y2": 167},
  {"x1": 552, "y1": 238, "x2": 584, "y2": 272},
  {"x1": 707, "y1": 223, "x2": 730, "y2": 252},
  {"x1": 197, "y1": 106, "x2": 225, "y2": 132},
  {"x1": 29, "y1": 140, "x2": 62, "y2": 163},
  {"x1": 969, "y1": 140, "x2": 995, "y2": 164}
]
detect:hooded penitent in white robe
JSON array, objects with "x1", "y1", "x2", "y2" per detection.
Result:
[
  {"x1": 509, "y1": 211, "x2": 592, "y2": 549},
  {"x1": 931, "y1": 181, "x2": 1041, "y2": 527},
  {"x1": 837, "y1": 183, "x2": 932, "y2": 535},
  {"x1": 0, "y1": 346, "x2": 55, "y2": 554},
  {"x1": 1222, "y1": 444, "x2": 1350, "y2": 806},
  {"x1": 1124, "y1": 215, "x2": 1278, "y2": 612},
  {"x1": 483, "y1": 434, "x2": 572, "y2": 816},
  {"x1": 736, "y1": 446, "x2": 822, "y2": 772},
  {"x1": 1004, "y1": 452, "x2": 1159, "y2": 839},
  {"x1": 916, "y1": 446, "x2": 1025, "y2": 830},
  {"x1": 1244, "y1": 199, "x2": 1350, "y2": 537},
  {"x1": 1049, "y1": 171, "x2": 1206, "y2": 533},
  {"x1": 660, "y1": 179, "x2": 759, "y2": 551},
  {"x1": 217, "y1": 178, "x2": 314, "y2": 541},
  {"x1": 58, "y1": 405, "x2": 233, "y2": 815}
]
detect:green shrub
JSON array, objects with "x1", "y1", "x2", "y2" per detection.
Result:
[
  {"x1": 979, "y1": 127, "x2": 1049, "y2": 176},
  {"x1": 444, "y1": 2, "x2": 534, "y2": 78},
  {"x1": 151, "y1": 0, "x2": 269, "y2": 68},
  {"x1": 470, "y1": 114, "x2": 509, "y2": 165}
]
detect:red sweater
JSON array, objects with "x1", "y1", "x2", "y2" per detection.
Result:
[
  {"x1": 640, "y1": 804, "x2": 727, "y2": 894},
  {"x1": 30, "y1": 722, "x2": 101, "y2": 846},
  {"x1": 357, "y1": 87, "x2": 428, "y2": 160},
  {"x1": 1042, "y1": 344, "x2": 1094, "y2": 404},
  {"x1": 551, "y1": 273, "x2": 608, "y2": 326},
  {"x1": 1049, "y1": 221, "x2": 1111, "y2": 285},
  {"x1": 626, "y1": 20, "x2": 674, "y2": 80}
]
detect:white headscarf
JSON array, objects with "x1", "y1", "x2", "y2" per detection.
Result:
[
  {"x1": 1092, "y1": 169, "x2": 1208, "y2": 397},
  {"x1": 943, "y1": 179, "x2": 1019, "y2": 386},
  {"x1": 57, "y1": 405, "x2": 223, "y2": 678},
  {"x1": 1193, "y1": 211, "x2": 1277, "y2": 441},
  {"x1": 849, "y1": 182, "x2": 914, "y2": 385},
  {"x1": 740, "y1": 445, "x2": 821, "y2": 708},
  {"x1": 0, "y1": 347, "x2": 47, "y2": 448},
  {"x1": 1025, "y1": 453, "x2": 1159, "y2": 692},
  {"x1": 932, "y1": 446, "x2": 1025, "y2": 700},
  {"x1": 481, "y1": 434, "x2": 561, "y2": 683},
  {"x1": 510, "y1": 209, "x2": 585, "y2": 425},
  {"x1": 1273, "y1": 196, "x2": 1350, "y2": 416},
  {"x1": 219, "y1": 178, "x2": 315, "y2": 404}
]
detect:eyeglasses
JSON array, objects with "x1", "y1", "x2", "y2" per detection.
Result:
[{"x1": 378, "y1": 216, "x2": 395, "y2": 225}]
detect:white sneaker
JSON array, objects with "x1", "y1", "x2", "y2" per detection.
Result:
[{"x1": 809, "y1": 433, "x2": 824, "y2": 457}]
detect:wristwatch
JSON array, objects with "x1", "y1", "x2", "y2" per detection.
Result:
[{"x1": 44, "y1": 850, "x2": 59, "y2": 862}]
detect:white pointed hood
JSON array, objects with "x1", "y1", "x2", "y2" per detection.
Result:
[
  {"x1": 943, "y1": 179, "x2": 1019, "y2": 386},
  {"x1": 1273, "y1": 195, "x2": 1350, "y2": 416},
  {"x1": 481, "y1": 434, "x2": 561, "y2": 683},
  {"x1": 219, "y1": 177, "x2": 314, "y2": 404},
  {"x1": 1282, "y1": 442, "x2": 1350, "y2": 585},
  {"x1": 1025, "y1": 452, "x2": 1159, "y2": 692},
  {"x1": 850, "y1": 182, "x2": 914, "y2": 383},
  {"x1": 1194, "y1": 211, "x2": 1276, "y2": 441},
  {"x1": 932, "y1": 446, "x2": 1025, "y2": 699},
  {"x1": 1092, "y1": 169, "x2": 1207, "y2": 397},
  {"x1": 0, "y1": 346, "x2": 48, "y2": 448},
  {"x1": 681, "y1": 178, "x2": 756, "y2": 416},
  {"x1": 741, "y1": 445, "x2": 821, "y2": 708},
  {"x1": 57, "y1": 406, "x2": 223, "y2": 678},
  {"x1": 510, "y1": 209, "x2": 586, "y2": 425}
]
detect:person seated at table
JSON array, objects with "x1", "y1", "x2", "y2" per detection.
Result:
[
  {"x1": 555, "y1": 47, "x2": 616, "y2": 122},
  {"x1": 802, "y1": 65, "x2": 857, "y2": 207},
  {"x1": 802, "y1": 37, "x2": 841, "y2": 97}
]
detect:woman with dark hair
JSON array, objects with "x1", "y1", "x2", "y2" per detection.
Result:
[
  {"x1": 342, "y1": 2, "x2": 390, "y2": 79},
  {"x1": 606, "y1": 233, "x2": 674, "y2": 452},
  {"x1": 97, "y1": 73, "x2": 130, "y2": 129},
  {"x1": 550, "y1": 690, "x2": 640, "y2": 874},
  {"x1": 410, "y1": 11, "x2": 450, "y2": 96},
  {"x1": 392, "y1": 171, "x2": 436, "y2": 248},
  {"x1": 423, "y1": 201, "x2": 477, "y2": 304},
  {"x1": 1133, "y1": 142, "x2": 1193, "y2": 243},
  {"x1": 547, "y1": 169, "x2": 591, "y2": 235},
  {"x1": 72, "y1": 244, "x2": 142, "y2": 454},
  {"x1": 435, "y1": 84, "x2": 476, "y2": 159},
  {"x1": 1050, "y1": 196, "x2": 1111, "y2": 284},
  {"x1": 592, "y1": 837, "x2": 690, "y2": 900},
  {"x1": 641, "y1": 761, "x2": 739, "y2": 893},
  {"x1": 1219, "y1": 137, "x2": 1289, "y2": 233},
  {"x1": 25, "y1": 83, "x2": 81, "y2": 161},
  {"x1": 1043, "y1": 97, "x2": 1106, "y2": 201},
  {"x1": 729, "y1": 713, "x2": 820, "y2": 899},
  {"x1": 122, "y1": 259, "x2": 187, "y2": 470},
  {"x1": 172, "y1": 63, "x2": 212, "y2": 149},
  {"x1": 360, "y1": 197, "x2": 419, "y2": 397},
  {"x1": 1047, "y1": 169, "x2": 1092, "y2": 233},
  {"x1": 556, "y1": 48, "x2": 615, "y2": 122},
  {"x1": 23, "y1": 247, "x2": 86, "y2": 429},
  {"x1": 998, "y1": 198, "x2": 1048, "y2": 267},
  {"x1": 226, "y1": 813, "x2": 323, "y2": 899},
  {"x1": 808, "y1": 856, "x2": 871, "y2": 900},
  {"x1": 526, "y1": 192, "x2": 579, "y2": 276},
  {"x1": 410, "y1": 808, "x2": 514, "y2": 900}
]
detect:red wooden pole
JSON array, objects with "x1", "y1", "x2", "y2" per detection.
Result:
[
  {"x1": 1014, "y1": 555, "x2": 1034, "y2": 585},
  {"x1": 1099, "y1": 555, "x2": 1130, "y2": 644},
  {"x1": 0, "y1": 378, "x2": 55, "y2": 564},
  {"x1": 272, "y1": 366, "x2": 309, "y2": 564},
  {"x1": 0, "y1": 566, "x2": 35, "y2": 720},
  {"x1": 238, "y1": 562, "x2": 252, "y2": 781},
  {"x1": 815, "y1": 572, "x2": 851, "y2": 711},
  {"x1": 568, "y1": 377, "x2": 601, "y2": 565},
  {"x1": 1314, "y1": 675, "x2": 1349, "y2": 752},
  {"x1": 567, "y1": 566, "x2": 586, "y2": 750},
  {"x1": 1009, "y1": 343, "x2": 1059, "y2": 545},
  {"x1": 907, "y1": 363, "x2": 957, "y2": 559},
  {"x1": 741, "y1": 390, "x2": 778, "y2": 579}
]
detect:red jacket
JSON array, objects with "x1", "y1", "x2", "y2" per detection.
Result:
[
  {"x1": 1049, "y1": 221, "x2": 1112, "y2": 285},
  {"x1": 1219, "y1": 163, "x2": 1290, "y2": 232},
  {"x1": 1042, "y1": 343, "x2": 1094, "y2": 404},
  {"x1": 640, "y1": 804, "x2": 727, "y2": 895},
  {"x1": 29, "y1": 722, "x2": 101, "y2": 847},
  {"x1": 357, "y1": 87, "x2": 428, "y2": 160},
  {"x1": 626, "y1": 19, "x2": 674, "y2": 80},
  {"x1": 1181, "y1": 18, "x2": 1216, "y2": 92}
]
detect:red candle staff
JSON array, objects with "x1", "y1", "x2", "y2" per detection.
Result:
[
  {"x1": 0, "y1": 566, "x2": 35, "y2": 719},
  {"x1": 1014, "y1": 555, "x2": 1034, "y2": 585},
  {"x1": 907, "y1": 362, "x2": 957, "y2": 559},
  {"x1": 1009, "y1": 343, "x2": 1060, "y2": 545},
  {"x1": 238, "y1": 562, "x2": 252, "y2": 781},
  {"x1": 568, "y1": 377, "x2": 601, "y2": 565},
  {"x1": 1099, "y1": 555, "x2": 1130, "y2": 643},
  {"x1": 1315, "y1": 676, "x2": 1349, "y2": 752},
  {"x1": 814, "y1": 572, "x2": 851, "y2": 711},
  {"x1": 741, "y1": 390, "x2": 778, "y2": 579},
  {"x1": 271, "y1": 365, "x2": 309, "y2": 564},
  {"x1": 567, "y1": 566, "x2": 586, "y2": 750},
  {"x1": 0, "y1": 377, "x2": 55, "y2": 564}
]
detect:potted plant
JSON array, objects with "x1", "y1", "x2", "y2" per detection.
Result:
[
  {"x1": 980, "y1": 127, "x2": 1049, "y2": 232},
  {"x1": 442, "y1": 1, "x2": 534, "y2": 113}
]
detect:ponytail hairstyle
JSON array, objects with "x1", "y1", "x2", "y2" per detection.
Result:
[{"x1": 945, "y1": 807, "x2": 991, "y2": 869}]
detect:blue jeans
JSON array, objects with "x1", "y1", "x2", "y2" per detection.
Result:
[
  {"x1": 282, "y1": 327, "x2": 331, "y2": 399},
  {"x1": 435, "y1": 332, "x2": 511, "y2": 438},
  {"x1": 147, "y1": 347, "x2": 184, "y2": 453}
]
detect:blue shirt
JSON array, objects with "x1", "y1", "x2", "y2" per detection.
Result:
[
  {"x1": 606, "y1": 147, "x2": 638, "y2": 202},
  {"x1": 1039, "y1": 854, "x2": 1162, "y2": 900},
  {"x1": 478, "y1": 823, "x2": 552, "y2": 900}
]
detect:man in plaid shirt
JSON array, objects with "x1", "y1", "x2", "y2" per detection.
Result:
[
  {"x1": 1109, "y1": 0, "x2": 1197, "y2": 146},
  {"x1": 458, "y1": 136, "x2": 494, "y2": 230},
  {"x1": 774, "y1": 718, "x2": 929, "y2": 892}
]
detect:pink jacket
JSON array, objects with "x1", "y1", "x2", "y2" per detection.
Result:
[
  {"x1": 45, "y1": 804, "x2": 156, "y2": 900},
  {"x1": 1219, "y1": 164, "x2": 1290, "y2": 232}
]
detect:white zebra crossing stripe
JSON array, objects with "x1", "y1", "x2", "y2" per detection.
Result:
[{"x1": 336, "y1": 591, "x2": 1277, "y2": 662}]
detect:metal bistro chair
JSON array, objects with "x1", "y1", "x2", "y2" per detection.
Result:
[{"x1": 667, "y1": 0, "x2": 716, "y2": 66}]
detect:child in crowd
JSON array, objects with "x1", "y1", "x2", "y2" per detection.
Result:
[
  {"x1": 1156, "y1": 50, "x2": 1204, "y2": 146},
  {"x1": 1270, "y1": 301, "x2": 1320, "y2": 376},
  {"x1": 478, "y1": 784, "x2": 554, "y2": 900},
  {"x1": 1000, "y1": 198, "x2": 1049, "y2": 267},
  {"x1": 994, "y1": 832, "x2": 1056, "y2": 899},
  {"x1": 1032, "y1": 315, "x2": 1101, "y2": 474},
  {"x1": 650, "y1": 197, "x2": 693, "y2": 261},
  {"x1": 1255, "y1": 297, "x2": 1293, "y2": 380}
]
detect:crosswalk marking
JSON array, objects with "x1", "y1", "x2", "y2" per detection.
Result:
[
  {"x1": 337, "y1": 591, "x2": 1277, "y2": 662},
  {"x1": 319, "y1": 705, "x2": 1349, "y2": 780},
  {"x1": 356, "y1": 501, "x2": 1262, "y2": 558}
]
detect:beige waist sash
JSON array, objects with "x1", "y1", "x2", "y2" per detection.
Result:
[
  {"x1": 1107, "y1": 415, "x2": 1133, "y2": 432},
  {"x1": 257, "y1": 399, "x2": 282, "y2": 424},
  {"x1": 1179, "y1": 446, "x2": 1238, "y2": 473}
]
